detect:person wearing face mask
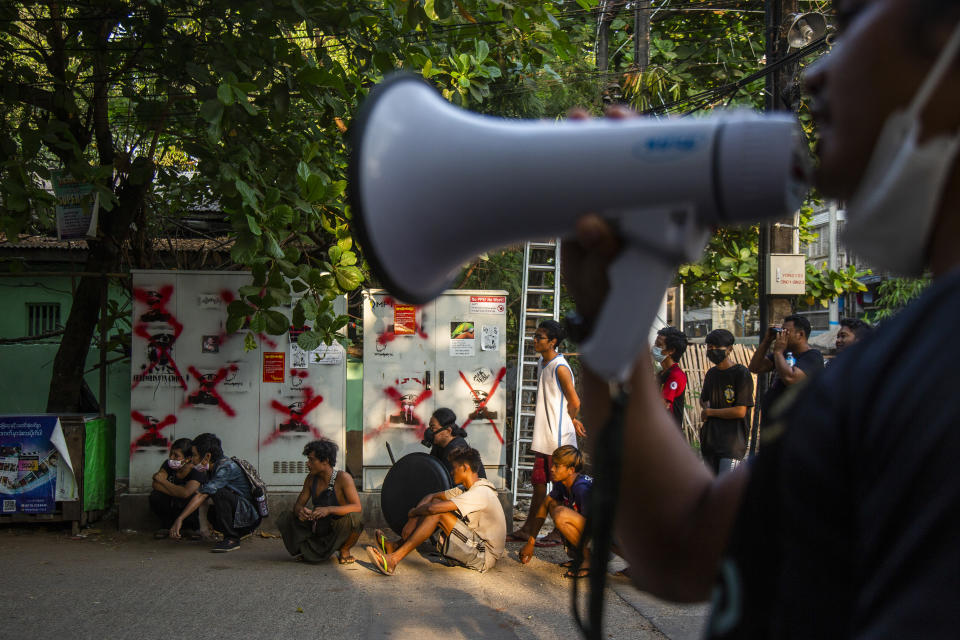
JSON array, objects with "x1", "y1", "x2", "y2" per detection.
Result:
[
  {"x1": 654, "y1": 326, "x2": 688, "y2": 427},
  {"x1": 170, "y1": 432, "x2": 261, "y2": 552},
  {"x1": 423, "y1": 407, "x2": 486, "y2": 480},
  {"x1": 149, "y1": 438, "x2": 206, "y2": 539},
  {"x1": 560, "y1": 1, "x2": 960, "y2": 636},
  {"x1": 698, "y1": 330, "x2": 753, "y2": 476}
]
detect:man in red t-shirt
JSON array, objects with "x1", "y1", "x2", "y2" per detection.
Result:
[{"x1": 653, "y1": 326, "x2": 688, "y2": 427}]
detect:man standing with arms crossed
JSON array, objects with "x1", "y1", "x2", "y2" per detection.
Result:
[{"x1": 508, "y1": 319, "x2": 585, "y2": 545}]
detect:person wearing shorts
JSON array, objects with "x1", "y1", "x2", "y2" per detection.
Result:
[
  {"x1": 508, "y1": 320, "x2": 584, "y2": 545},
  {"x1": 367, "y1": 447, "x2": 505, "y2": 575}
]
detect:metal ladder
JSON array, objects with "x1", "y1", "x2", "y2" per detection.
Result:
[{"x1": 510, "y1": 239, "x2": 562, "y2": 506}]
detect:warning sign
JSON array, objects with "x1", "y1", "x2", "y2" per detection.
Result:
[
  {"x1": 263, "y1": 352, "x2": 285, "y2": 383},
  {"x1": 470, "y1": 295, "x2": 506, "y2": 314},
  {"x1": 394, "y1": 305, "x2": 417, "y2": 335}
]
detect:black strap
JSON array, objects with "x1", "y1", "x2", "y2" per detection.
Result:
[{"x1": 572, "y1": 390, "x2": 627, "y2": 640}]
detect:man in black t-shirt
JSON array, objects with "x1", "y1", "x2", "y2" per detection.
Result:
[
  {"x1": 699, "y1": 330, "x2": 753, "y2": 475},
  {"x1": 559, "y1": 2, "x2": 960, "y2": 637},
  {"x1": 748, "y1": 314, "x2": 823, "y2": 429}
]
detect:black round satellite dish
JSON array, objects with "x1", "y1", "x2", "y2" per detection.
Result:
[{"x1": 380, "y1": 453, "x2": 453, "y2": 535}]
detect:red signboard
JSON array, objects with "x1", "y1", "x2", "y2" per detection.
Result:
[{"x1": 262, "y1": 352, "x2": 285, "y2": 383}]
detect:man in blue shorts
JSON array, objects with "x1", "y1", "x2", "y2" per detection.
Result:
[{"x1": 518, "y1": 445, "x2": 593, "y2": 578}]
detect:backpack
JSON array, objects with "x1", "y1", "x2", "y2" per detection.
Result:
[{"x1": 232, "y1": 456, "x2": 268, "y2": 517}]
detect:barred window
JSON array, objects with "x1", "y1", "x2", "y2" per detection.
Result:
[{"x1": 27, "y1": 303, "x2": 61, "y2": 336}]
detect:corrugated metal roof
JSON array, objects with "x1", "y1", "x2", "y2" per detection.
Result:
[{"x1": 0, "y1": 234, "x2": 234, "y2": 252}]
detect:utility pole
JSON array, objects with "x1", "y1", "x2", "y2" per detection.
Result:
[
  {"x1": 634, "y1": 0, "x2": 651, "y2": 71},
  {"x1": 752, "y1": 0, "x2": 799, "y2": 454}
]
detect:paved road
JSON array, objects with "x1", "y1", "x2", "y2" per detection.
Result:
[{"x1": 0, "y1": 524, "x2": 707, "y2": 639}]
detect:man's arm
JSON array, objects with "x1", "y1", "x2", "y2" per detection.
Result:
[
  {"x1": 170, "y1": 491, "x2": 209, "y2": 539},
  {"x1": 519, "y1": 496, "x2": 556, "y2": 564},
  {"x1": 749, "y1": 330, "x2": 775, "y2": 374},
  {"x1": 312, "y1": 472, "x2": 363, "y2": 519},
  {"x1": 557, "y1": 365, "x2": 586, "y2": 437},
  {"x1": 770, "y1": 333, "x2": 805, "y2": 385},
  {"x1": 408, "y1": 499, "x2": 458, "y2": 518},
  {"x1": 703, "y1": 406, "x2": 748, "y2": 420},
  {"x1": 152, "y1": 475, "x2": 200, "y2": 500}
]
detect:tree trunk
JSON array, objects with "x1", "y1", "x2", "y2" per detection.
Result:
[{"x1": 46, "y1": 172, "x2": 152, "y2": 413}]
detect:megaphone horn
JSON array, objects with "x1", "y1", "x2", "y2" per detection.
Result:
[{"x1": 349, "y1": 74, "x2": 808, "y2": 379}]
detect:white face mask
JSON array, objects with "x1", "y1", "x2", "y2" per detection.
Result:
[
  {"x1": 167, "y1": 458, "x2": 183, "y2": 469},
  {"x1": 843, "y1": 22, "x2": 960, "y2": 277},
  {"x1": 651, "y1": 345, "x2": 666, "y2": 363}
]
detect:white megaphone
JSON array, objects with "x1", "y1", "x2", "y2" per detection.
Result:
[{"x1": 349, "y1": 74, "x2": 809, "y2": 380}]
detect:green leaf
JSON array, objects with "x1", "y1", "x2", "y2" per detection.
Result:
[
  {"x1": 226, "y1": 314, "x2": 245, "y2": 334},
  {"x1": 217, "y1": 83, "x2": 235, "y2": 105},
  {"x1": 246, "y1": 214, "x2": 261, "y2": 236},
  {"x1": 292, "y1": 302, "x2": 306, "y2": 329},
  {"x1": 329, "y1": 245, "x2": 343, "y2": 264},
  {"x1": 296, "y1": 330, "x2": 322, "y2": 351},
  {"x1": 264, "y1": 233, "x2": 284, "y2": 260},
  {"x1": 475, "y1": 40, "x2": 490, "y2": 63},
  {"x1": 235, "y1": 179, "x2": 260, "y2": 211},
  {"x1": 249, "y1": 312, "x2": 267, "y2": 334},
  {"x1": 199, "y1": 99, "x2": 224, "y2": 123},
  {"x1": 335, "y1": 265, "x2": 363, "y2": 290},
  {"x1": 265, "y1": 310, "x2": 289, "y2": 335},
  {"x1": 300, "y1": 295, "x2": 319, "y2": 320}
]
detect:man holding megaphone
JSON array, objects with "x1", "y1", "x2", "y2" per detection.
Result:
[
  {"x1": 564, "y1": 2, "x2": 960, "y2": 638},
  {"x1": 350, "y1": 0, "x2": 960, "y2": 635}
]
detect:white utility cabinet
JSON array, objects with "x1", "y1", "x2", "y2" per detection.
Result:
[
  {"x1": 129, "y1": 270, "x2": 346, "y2": 492},
  {"x1": 362, "y1": 289, "x2": 508, "y2": 491}
]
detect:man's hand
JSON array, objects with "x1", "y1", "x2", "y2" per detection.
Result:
[
  {"x1": 519, "y1": 540, "x2": 535, "y2": 564},
  {"x1": 296, "y1": 505, "x2": 312, "y2": 521},
  {"x1": 573, "y1": 418, "x2": 587, "y2": 438},
  {"x1": 310, "y1": 506, "x2": 331, "y2": 520},
  {"x1": 408, "y1": 504, "x2": 426, "y2": 518},
  {"x1": 771, "y1": 330, "x2": 789, "y2": 356},
  {"x1": 152, "y1": 470, "x2": 166, "y2": 484},
  {"x1": 169, "y1": 518, "x2": 183, "y2": 540}
]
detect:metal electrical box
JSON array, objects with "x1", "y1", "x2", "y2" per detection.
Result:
[
  {"x1": 361, "y1": 290, "x2": 508, "y2": 491},
  {"x1": 128, "y1": 271, "x2": 346, "y2": 492}
]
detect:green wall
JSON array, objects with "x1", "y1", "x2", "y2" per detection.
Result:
[{"x1": 0, "y1": 275, "x2": 132, "y2": 477}]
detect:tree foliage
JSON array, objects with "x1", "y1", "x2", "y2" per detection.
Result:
[{"x1": 0, "y1": 0, "x2": 579, "y2": 410}]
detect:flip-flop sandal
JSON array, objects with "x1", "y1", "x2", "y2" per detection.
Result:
[
  {"x1": 559, "y1": 560, "x2": 574, "y2": 568},
  {"x1": 374, "y1": 528, "x2": 392, "y2": 554},
  {"x1": 365, "y1": 546, "x2": 395, "y2": 576},
  {"x1": 535, "y1": 537, "x2": 562, "y2": 547},
  {"x1": 505, "y1": 531, "x2": 529, "y2": 543},
  {"x1": 338, "y1": 552, "x2": 356, "y2": 565},
  {"x1": 563, "y1": 567, "x2": 590, "y2": 579}
]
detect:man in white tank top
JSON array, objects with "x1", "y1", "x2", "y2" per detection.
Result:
[{"x1": 508, "y1": 320, "x2": 585, "y2": 544}]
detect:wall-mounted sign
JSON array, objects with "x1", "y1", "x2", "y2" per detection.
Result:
[{"x1": 767, "y1": 253, "x2": 806, "y2": 295}]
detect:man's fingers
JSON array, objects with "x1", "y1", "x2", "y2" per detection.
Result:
[
  {"x1": 574, "y1": 214, "x2": 620, "y2": 257},
  {"x1": 603, "y1": 104, "x2": 636, "y2": 120}
]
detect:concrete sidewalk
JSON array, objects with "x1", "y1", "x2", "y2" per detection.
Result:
[{"x1": 0, "y1": 523, "x2": 708, "y2": 639}]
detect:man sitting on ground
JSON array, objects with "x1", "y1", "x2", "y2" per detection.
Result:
[
  {"x1": 277, "y1": 439, "x2": 362, "y2": 564},
  {"x1": 367, "y1": 447, "x2": 505, "y2": 575},
  {"x1": 170, "y1": 433, "x2": 261, "y2": 553},
  {"x1": 517, "y1": 445, "x2": 593, "y2": 578}
]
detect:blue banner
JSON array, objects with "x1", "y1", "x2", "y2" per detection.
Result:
[{"x1": 0, "y1": 416, "x2": 60, "y2": 514}]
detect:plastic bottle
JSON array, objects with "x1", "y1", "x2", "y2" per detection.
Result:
[
  {"x1": 785, "y1": 352, "x2": 796, "y2": 368},
  {"x1": 252, "y1": 486, "x2": 269, "y2": 517}
]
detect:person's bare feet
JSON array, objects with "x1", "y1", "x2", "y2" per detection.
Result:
[{"x1": 337, "y1": 549, "x2": 356, "y2": 564}]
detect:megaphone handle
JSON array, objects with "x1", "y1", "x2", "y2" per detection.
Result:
[{"x1": 580, "y1": 244, "x2": 678, "y2": 381}]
